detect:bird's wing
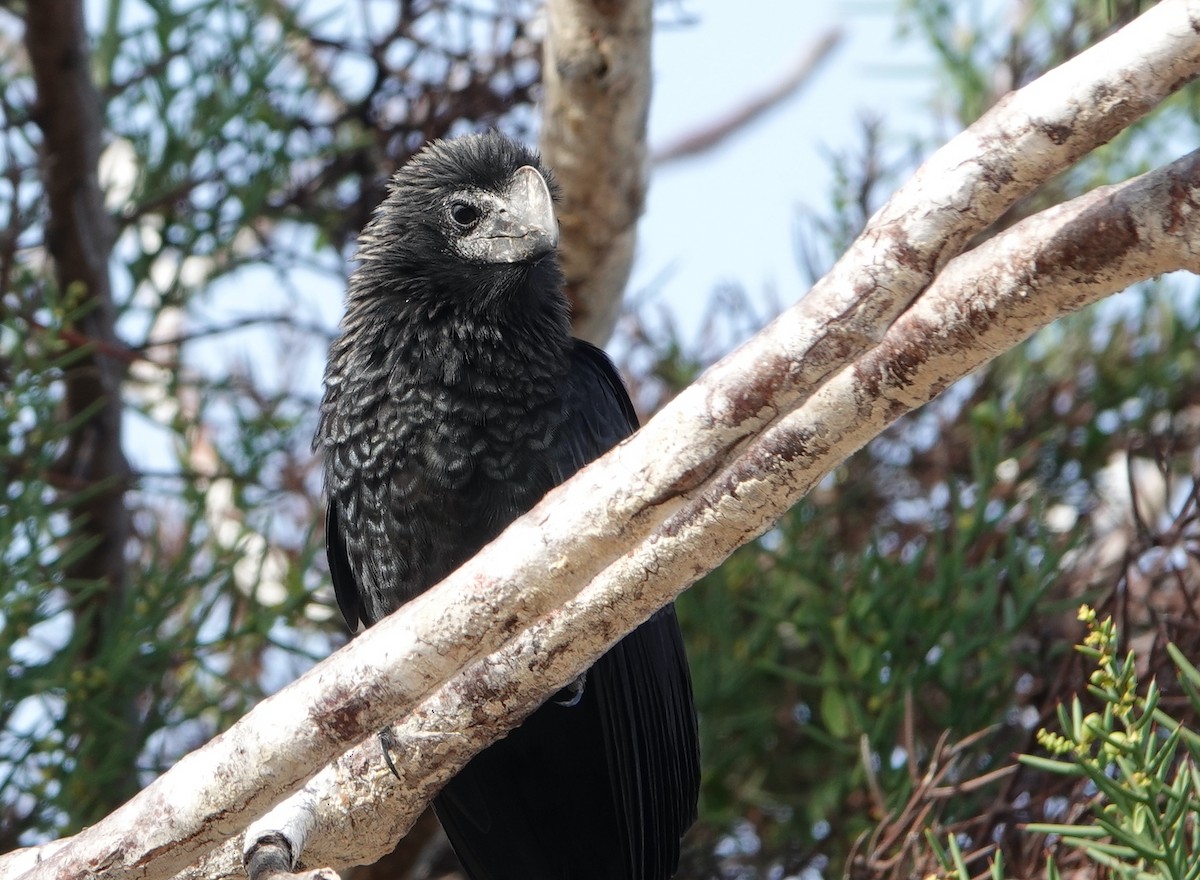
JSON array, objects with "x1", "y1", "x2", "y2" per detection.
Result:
[
  {"x1": 435, "y1": 609, "x2": 699, "y2": 880},
  {"x1": 325, "y1": 502, "x2": 362, "y2": 631},
  {"x1": 548, "y1": 338, "x2": 640, "y2": 480},
  {"x1": 591, "y1": 605, "x2": 701, "y2": 880},
  {"x1": 563, "y1": 340, "x2": 699, "y2": 878},
  {"x1": 434, "y1": 340, "x2": 700, "y2": 880}
]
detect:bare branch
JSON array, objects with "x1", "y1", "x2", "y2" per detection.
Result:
[
  {"x1": 540, "y1": 0, "x2": 652, "y2": 344},
  {"x1": 652, "y1": 28, "x2": 843, "y2": 166},
  {"x1": 3, "y1": 3, "x2": 1198, "y2": 879}
]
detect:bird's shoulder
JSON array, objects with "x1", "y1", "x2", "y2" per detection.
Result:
[
  {"x1": 565, "y1": 339, "x2": 638, "y2": 427},
  {"x1": 549, "y1": 339, "x2": 639, "y2": 482}
]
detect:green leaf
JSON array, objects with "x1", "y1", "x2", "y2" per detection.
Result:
[
  {"x1": 1018, "y1": 754, "x2": 1087, "y2": 776},
  {"x1": 819, "y1": 687, "x2": 855, "y2": 740},
  {"x1": 1024, "y1": 822, "x2": 1110, "y2": 839},
  {"x1": 1167, "y1": 642, "x2": 1200, "y2": 690}
]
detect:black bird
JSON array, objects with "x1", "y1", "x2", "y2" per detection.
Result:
[{"x1": 315, "y1": 132, "x2": 699, "y2": 880}]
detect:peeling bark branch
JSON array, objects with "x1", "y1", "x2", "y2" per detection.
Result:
[
  {"x1": 540, "y1": 0, "x2": 652, "y2": 344},
  {"x1": 3, "y1": 3, "x2": 1199, "y2": 880}
]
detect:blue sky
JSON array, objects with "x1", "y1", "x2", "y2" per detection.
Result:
[{"x1": 637, "y1": 1, "x2": 934, "y2": 337}]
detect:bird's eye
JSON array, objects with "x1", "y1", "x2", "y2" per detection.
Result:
[{"x1": 449, "y1": 201, "x2": 480, "y2": 228}]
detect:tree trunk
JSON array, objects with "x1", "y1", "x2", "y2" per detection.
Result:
[
  {"x1": 540, "y1": 0, "x2": 653, "y2": 344},
  {"x1": 25, "y1": 0, "x2": 136, "y2": 826}
]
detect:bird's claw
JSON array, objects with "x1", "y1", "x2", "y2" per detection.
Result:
[
  {"x1": 379, "y1": 727, "x2": 402, "y2": 779},
  {"x1": 552, "y1": 672, "x2": 586, "y2": 707}
]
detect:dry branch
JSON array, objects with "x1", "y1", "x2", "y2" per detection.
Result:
[
  {"x1": 540, "y1": 0, "x2": 653, "y2": 344},
  {"x1": 3, "y1": 3, "x2": 1199, "y2": 880}
]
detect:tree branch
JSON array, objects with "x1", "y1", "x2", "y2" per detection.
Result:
[
  {"x1": 540, "y1": 0, "x2": 652, "y2": 344},
  {"x1": 3, "y1": 3, "x2": 1198, "y2": 879}
]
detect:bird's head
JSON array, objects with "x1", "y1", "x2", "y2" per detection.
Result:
[{"x1": 351, "y1": 131, "x2": 564, "y2": 315}]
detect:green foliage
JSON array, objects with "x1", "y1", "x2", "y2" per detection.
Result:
[
  {"x1": 1024, "y1": 609, "x2": 1200, "y2": 880},
  {"x1": 0, "y1": 302, "x2": 91, "y2": 840},
  {"x1": 925, "y1": 830, "x2": 1008, "y2": 880},
  {"x1": 0, "y1": 293, "x2": 330, "y2": 839},
  {"x1": 635, "y1": 200, "x2": 1200, "y2": 875},
  {"x1": 928, "y1": 610, "x2": 1200, "y2": 880}
]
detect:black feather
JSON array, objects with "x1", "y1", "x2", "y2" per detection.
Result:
[{"x1": 315, "y1": 131, "x2": 699, "y2": 880}]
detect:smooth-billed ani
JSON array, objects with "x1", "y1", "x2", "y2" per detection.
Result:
[{"x1": 315, "y1": 131, "x2": 699, "y2": 880}]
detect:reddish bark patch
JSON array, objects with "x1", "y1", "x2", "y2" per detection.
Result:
[
  {"x1": 1042, "y1": 198, "x2": 1139, "y2": 279},
  {"x1": 315, "y1": 685, "x2": 377, "y2": 744},
  {"x1": 982, "y1": 154, "x2": 1016, "y2": 192},
  {"x1": 589, "y1": 0, "x2": 625, "y2": 22},
  {"x1": 1164, "y1": 175, "x2": 1191, "y2": 236},
  {"x1": 658, "y1": 454, "x2": 726, "y2": 500},
  {"x1": 1040, "y1": 122, "x2": 1074, "y2": 146},
  {"x1": 717, "y1": 360, "x2": 787, "y2": 426},
  {"x1": 888, "y1": 229, "x2": 927, "y2": 272}
]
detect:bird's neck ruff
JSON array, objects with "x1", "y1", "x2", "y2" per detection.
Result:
[{"x1": 330, "y1": 261, "x2": 572, "y2": 408}]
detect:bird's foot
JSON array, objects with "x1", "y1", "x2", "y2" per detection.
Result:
[
  {"x1": 551, "y1": 672, "x2": 586, "y2": 707},
  {"x1": 379, "y1": 727, "x2": 402, "y2": 779}
]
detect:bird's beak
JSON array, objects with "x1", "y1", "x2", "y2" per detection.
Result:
[{"x1": 465, "y1": 166, "x2": 559, "y2": 264}]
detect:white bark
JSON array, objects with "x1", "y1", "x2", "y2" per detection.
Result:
[
  {"x1": 3, "y1": 3, "x2": 1199, "y2": 880},
  {"x1": 540, "y1": 0, "x2": 652, "y2": 344}
]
